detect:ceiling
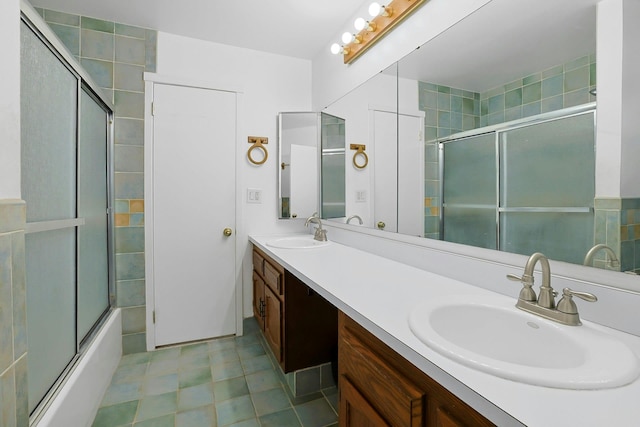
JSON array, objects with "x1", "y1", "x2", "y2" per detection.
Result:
[
  {"x1": 29, "y1": 0, "x2": 367, "y2": 59},
  {"x1": 395, "y1": 0, "x2": 599, "y2": 93}
]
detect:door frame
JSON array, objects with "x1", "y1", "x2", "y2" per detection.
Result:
[{"x1": 143, "y1": 73, "x2": 245, "y2": 351}]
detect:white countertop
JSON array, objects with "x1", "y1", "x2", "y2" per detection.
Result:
[{"x1": 250, "y1": 234, "x2": 640, "y2": 427}]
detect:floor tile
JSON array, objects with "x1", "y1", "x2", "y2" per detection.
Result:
[
  {"x1": 241, "y1": 355, "x2": 272, "y2": 375},
  {"x1": 92, "y1": 400, "x2": 138, "y2": 427},
  {"x1": 136, "y1": 391, "x2": 177, "y2": 421},
  {"x1": 259, "y1": 408, "x2": 302, "y2": 427},
  {"x1": 148, "y1": 358, "x2": 180, "y2": 375},
  {"x1": 181, "y1": 342, "x2": 210, "y2": 357},
  {"x1": 245, "y1": 370, "x2": 282, "y2": 393},
  {"x1": 176, "y1": 404, "x2": 217, "y2": 427},
  {"x1": 210, "y1": 348, "x2": 240, "y2": 365},
  {"x1": 237, "y1": 343, "x2": 265, "y2": 360},
  {"x1": 150, "y1": 346, "x2": 181, "y2": 361},
  {"x1": 93, "y1": 319, "x2": 339, "y2": 427},
  {"x1": 111, "y1": 363, "x2": 148, "y2": 384},
  {"x1": 294, "y1": 397, "x2": 337, "y2": 427},
  {"x1": 216, "y1": 395, "x2": 255, "y2": 426},
  {"x1": 251, "y1": 386, "x2": 291, "y2": 416},
  {"x1": 143, "y1": 373, "x2": 178, "y2": 396},
  {"x1": 178, "y1": 382, "x2": 214, "y2": 411},
  {"x1": 227, "y1": 419, "x2": 260, "y2": 427},
  {"x1": 213, "y1": 376, "x2": 249, "y2": 402},
  {"x1": 133, "y1": 413, "x2": 175, "y2": 427},
  {"x1": 179, "y1": 365, "x2": 213, "y2": 388},
  {"x1": 180, "y1": 352, "x2": 211, "y2": 370},
  {"x1": 209, "y1": 337, "x2": 236, "y2": 352},
  {"x1": 101, "y1": 381, "x2": 144, "y2": 406},
  {"x1": 212, "y1": 360, "x2": 244, "y2": 382}
]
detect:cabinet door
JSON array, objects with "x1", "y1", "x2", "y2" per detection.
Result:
[
  {"x1": 264, "y1": 286, "x2": 282, "y2": 361},
  {"x1": 252, "y1": 271, "x2": 265, "y2": 331},
  {"x1": 340, "y1": 376, "x2": 390, "y2": 427}
]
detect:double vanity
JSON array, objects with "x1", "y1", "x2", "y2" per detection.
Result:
[{"x1": 250, "y1": 232, "x2": 640, "y2": 426}]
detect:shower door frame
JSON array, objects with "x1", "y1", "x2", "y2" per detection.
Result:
[
  {"x1": 438, "y1": 102, "x2": 596, "y2": 251},
  {"x1": 21, "y1": 3, "x2": 115, "y2": 422}
]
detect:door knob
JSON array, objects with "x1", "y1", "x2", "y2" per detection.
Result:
[
  {"x1": 223, "y1": 228, "x2": 233, "y2": 237},
  {"x1": 377, "y1": 221, "x2": 386, "y2": 230}
]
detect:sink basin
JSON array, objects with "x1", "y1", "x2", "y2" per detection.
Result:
[
  {"x1": 266, "y1": 236, "x2": 330, "y2": 249},
  {"x1": 409, "y1": 295, "x2": 640, "y2": 389}
]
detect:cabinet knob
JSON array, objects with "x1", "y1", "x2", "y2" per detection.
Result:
[
  {"x1": 377, "y1": 221, "x2": 386, "y2": 230},
  {"x1": 223, "y1": 227, "x2": 233, "y2": 237}
]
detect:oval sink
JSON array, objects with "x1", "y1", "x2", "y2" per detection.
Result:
[
  {"x1": 409, "y1": 295, "x2": 640, "y2": 389},
  {"x1": 266, "y1": 236, "x2": 330, "y2": 249}
]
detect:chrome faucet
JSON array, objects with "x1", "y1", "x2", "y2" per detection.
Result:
[
  {"x1": 507, "y1": 252, "x2": 597, "y2": 326},
  {"x1": 346, "y1": 214, "x2": 363, "y2": 225},
  {"x1": 583, "y1": 244, "x2": 620, "y2": 268},
  {"x1": 304, "y1": 214, "x2": 328, "y2": 242}
]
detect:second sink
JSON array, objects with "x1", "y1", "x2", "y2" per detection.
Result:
[{"x1": 409, "y1": 294, "x2": 640, "y2": 389}]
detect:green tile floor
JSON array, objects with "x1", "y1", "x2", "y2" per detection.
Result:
[{"x1": 92, "y1": 320, "x2": 338, "y2": 427}]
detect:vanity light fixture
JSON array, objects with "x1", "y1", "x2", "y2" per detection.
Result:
[
  {"x1": 354, "y1": 17, "x2": 377, "y2": 32},
  {"x1": 330, "y1": 0, "x2": 427, "y2": 64}
]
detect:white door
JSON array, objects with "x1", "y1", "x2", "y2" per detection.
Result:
[
  {"x1": 151, "y1": 83, "x2": 236, "y2": 346},
  {"x1": 290, "y1": 144, "x2": 318, "y2": 218},
  {"x1": 373, "y1": 110, "x2": 398, "y2": 232}
]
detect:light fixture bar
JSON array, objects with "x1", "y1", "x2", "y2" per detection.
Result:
[{"x1": 343, "y1": 0, "x2": 426, "y2": 64}]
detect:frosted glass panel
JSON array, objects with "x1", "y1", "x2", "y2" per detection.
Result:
[
  {"x1": 443, "y1": 133, "x2": 496, "y2": 205},
  {"x1": 77, "y1": 90, "x2": 110, "y2": 343},
  {"x1": 21, "y1": 22, "x2": 77, "y2": 222},
  {"x1": 443, "y1": 207, "x2": 497, "y2": 249},
  {"x1": 321, "y1": 112, "x2": 346, "y2": 219},
  {"x1": 500, "y1": 113, "x2": 595, "y2": 207},
  {"x1": 500, "y1": 212, "x2": 594, "y2": 265},
  {"x1": 26, "y1": 229, "x2": 76, "y2": 413}
]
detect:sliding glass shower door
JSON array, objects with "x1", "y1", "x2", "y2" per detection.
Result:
[
  {"x1": 441, "y1": 107, "x2": 595, "y2": 264},
  {"x1": 21, "y1": 17, "x2": 113, "y2": 415}
]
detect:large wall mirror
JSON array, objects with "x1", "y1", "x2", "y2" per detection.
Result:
[{"x1": 321, "y1": 0, "x2": 640, "y2": 276}]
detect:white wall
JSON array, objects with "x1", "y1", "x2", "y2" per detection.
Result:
[
  {"x1": 311, "y1": 0, "x2": 492, "y2": 110},
  {"x1": 595, "y1": 0, "x2": 640, "y2": 198},
  {"x1": 155, "y1": 32, "x2": 313, "y2": 317},
  {"x1": 0, "y1": 0, "x2": 21, "y2": 199},
  {"x1": 324, "y1": 74, "x2": 419, "y2": 228}
]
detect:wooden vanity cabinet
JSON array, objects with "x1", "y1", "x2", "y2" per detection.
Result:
[
  {"x1": 339, "y1": 311, "x2": 494, "y2": 427},
  {"x1": 252, "y1": 246, "x2": 337, "y2": 373}
]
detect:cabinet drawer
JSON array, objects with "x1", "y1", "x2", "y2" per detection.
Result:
[
  {"x1": 340, "y1": 325, "x2": 424, "y2": 427},
  {"x1": 264, "y1": 261, "x2": 283, "y2": 295},
  {"x1": 252, "y1": 250, "x2": 264, "y2": 276}
]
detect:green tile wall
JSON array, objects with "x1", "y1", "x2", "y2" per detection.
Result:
[
  {"x1": 418, "y1": 54, "x2": 596, "y2": 240},
  {"x1": 37, "y1": 7, "x2": 156, "y2": 354},
  {"x1": 592, "y1": 198, "x2": 640, "y2": 273},
  {"x1": 0, "y1": 200, "x2": 29, "y2": 427},
  {"x1": 480, "y1": 54, "x2": 596, "y2": 126}
]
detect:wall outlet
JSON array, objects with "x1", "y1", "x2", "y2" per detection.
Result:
[
  {"x1": 355, "y1": 190, "x2": 367, "y2": 202},
  {"x1": 247, "y1": 188, "x2": 262, "y2": 203}
]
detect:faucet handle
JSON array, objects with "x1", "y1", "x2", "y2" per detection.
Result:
[
  {"x1": 506, "y1": 274, "x2": 537, "y2": 301},
  {"x1": 557, "y1": 287, "x2": 597, "y2": 314}
]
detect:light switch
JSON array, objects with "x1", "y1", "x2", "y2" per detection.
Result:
[
  {"x1": 247, "y1": 188, "x2": 262, "y2": 204},
  {"x1": 355, "y1": 190, "x2": 367, "y2": 202}
]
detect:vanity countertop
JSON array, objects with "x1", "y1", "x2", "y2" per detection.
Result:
[{"x1": 249, "y1": 234, "x2": 640, "y2": 427}]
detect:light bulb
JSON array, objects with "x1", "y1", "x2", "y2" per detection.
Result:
[
  {"x1": 368, "y1": 2, "x2": 381, "y2": 17},
  {"x1": 330, "y1": 43, "x2": 341, "y2": 55},
  {"x1": 342, "y1": 32, "x2": 354, "y2": 44},
  {"x1": 354, "y1": 17, "x2": 366, "y2": 31}
]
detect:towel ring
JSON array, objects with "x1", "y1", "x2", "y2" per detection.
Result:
[
  {"x1": 350, "y1": 143, "x2": 368, "y2": 169},
  {"x1": 248, "y1": 136, "x2": 268, "y2": 165}
]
